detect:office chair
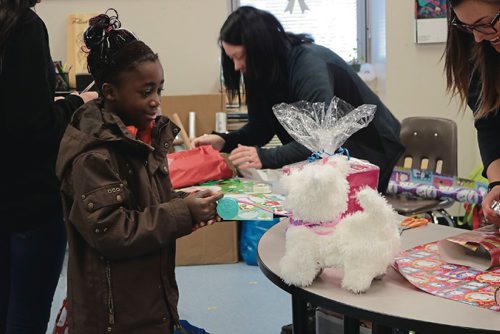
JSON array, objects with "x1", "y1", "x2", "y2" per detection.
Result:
[{"x1": 385, "y1": 117, "x2": 458, "y2": 226}]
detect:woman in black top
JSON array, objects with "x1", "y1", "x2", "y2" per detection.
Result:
[
  {"x1": 444, "y1": 0, "x2": 500, "y2": 226},
  {"x1": 192, "y1": 6, "x2": 403, "y2": 193},
  {"x1": 0, "y1": 1, "x2": 97, "y2": 332}
]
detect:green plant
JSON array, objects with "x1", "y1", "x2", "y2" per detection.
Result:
[{"x1": 347, "y1": 47, "x2": 364, "y2": 72}]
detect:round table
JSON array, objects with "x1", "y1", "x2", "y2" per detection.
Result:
[{"x1": 257, "y1": 221, "x2": 500, "y2": 334}]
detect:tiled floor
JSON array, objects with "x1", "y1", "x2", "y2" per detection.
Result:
[{"x1": 48, "y1": 256, "x2": 292, "y2": 334}]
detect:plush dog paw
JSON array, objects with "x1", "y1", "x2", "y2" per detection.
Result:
[
  {"x1": 279, "y1": 226, "x2": 321, "y2": 287},
  {"x1": 280, "y1": 254, "x2": 319, "y2": 287},
  {"x1": 341, "y1": 268, "x2": 375, "y2": 293},
  {"x1": 341, "y1": 278, "x2": 371, "y2": 294}
]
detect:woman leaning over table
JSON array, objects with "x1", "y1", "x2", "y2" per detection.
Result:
[
  {"x1": 444, "y1": 0, "x2": 500, "y2": 226},
  {"x1": 192, "y1": 6, "x2": 404, "y2": 194}
]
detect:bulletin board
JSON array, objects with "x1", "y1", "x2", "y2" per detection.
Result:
[{"x1": 66, "y1": 13, "x2": 97, "y2": 88}]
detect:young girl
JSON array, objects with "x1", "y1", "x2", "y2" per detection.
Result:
[{"x1": 56, "y1": 10, "x2": 222, "y2": 333}]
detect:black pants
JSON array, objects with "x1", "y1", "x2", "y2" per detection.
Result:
[{"x1": 0, "y1": 219, "x2": 66, "y2": 334}]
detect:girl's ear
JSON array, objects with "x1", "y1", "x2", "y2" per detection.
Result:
[{"x1": 102, "y1": 83, "x2": 117, "y2": 102}]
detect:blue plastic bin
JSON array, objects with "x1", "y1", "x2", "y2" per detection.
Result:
[{"x1": 240, "y1": 218, "x2": 280, "y2": 266}]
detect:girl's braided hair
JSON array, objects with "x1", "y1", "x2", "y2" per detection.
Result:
[{"x1": 83, "y1": 9, "x2": 158, "y2": 92}]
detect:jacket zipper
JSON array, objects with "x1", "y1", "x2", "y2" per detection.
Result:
[{"x1": 105, "y1": 261, "x2": 115, "y2": 328}]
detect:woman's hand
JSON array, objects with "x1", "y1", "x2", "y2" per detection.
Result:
[
  {"x1": 78, "y1": 91, "x2": 99, "y2": 103},
  {"x1": 484, "y1": 161, "x2": 500, "y2": 227},
  {"x1": 482, "y1": 185, "x2": 500, "y2": 227},
  {"x1": 229, "y1": 144, "x2": 262, "y2": 169},
  {"x1": 55, "y1": 91, "x2": 97, "y2": 103},
  {"x1": 191, "y1": 134, "x2": 225, "y2": 151}
]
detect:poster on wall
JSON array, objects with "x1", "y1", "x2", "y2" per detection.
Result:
[
  {"x1": 414, "y1": 0, "x2": 448, "y2": 44},
  {"x1": 66, "y1": 13, "x2": 97, "y2": 88}
]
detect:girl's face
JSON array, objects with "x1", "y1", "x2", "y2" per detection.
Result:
[
  {"x1": 222, "y1": 42, "x2": 246, "y2": 73},
  {"x1": 453, "y1": 1, "x2": 500, "y2": 52},
  {"x1": 105, "y1": 59, "x2": 164, "y2": 130}
]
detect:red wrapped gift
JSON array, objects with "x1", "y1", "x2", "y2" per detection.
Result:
[{"x1": 167, "y1": 145, "x2": 235, "y2": 189}]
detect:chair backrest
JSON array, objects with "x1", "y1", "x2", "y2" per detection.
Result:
[{"x1": 397, "y1": 117, "x2": 457, "y2": 175}]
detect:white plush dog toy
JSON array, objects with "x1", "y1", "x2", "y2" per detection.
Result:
[{"x1": 279, "y1": 156, "x2": 401, "y2": 293}]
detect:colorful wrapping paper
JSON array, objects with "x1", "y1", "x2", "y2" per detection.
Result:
[
  {"x1": 387, "y1": 167, "x2": 488, "y2": 205},
  {"x1": 438, "y1": 225, "x2": 500, "y2": 271},
  {"x1": 395, "y1": 241, "x2": 500, "y2": 311},
  {"x1": 179, "y1": 178, "x2": 289, "y2": 221},
  {"x1": 216, "y1": 193, "x2": 288, "y2": 221}
]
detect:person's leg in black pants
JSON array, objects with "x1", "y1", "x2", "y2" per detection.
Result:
[
  {"x1": 0, "y1": 218, "x2": 67, "y2": 334},
  {"x1": 0, "y1": 229, "x2": 10, "y2": 333}
]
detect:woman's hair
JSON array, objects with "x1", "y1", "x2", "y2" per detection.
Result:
[
  {"x1": 444, "y1": 0, "x2": 500, "y2": 119},
  {"x1": 0, "y1": 0, "x2": 38, "y2": 61},
  {"x1": 219, "y1": 6, "x2": 313, "y2": 104},
  {"x1": 83, "y1": 9, "x2": 158, "y2": 93}
]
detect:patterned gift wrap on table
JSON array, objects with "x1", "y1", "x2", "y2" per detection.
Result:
[{"x1": 395, "y1": 242, "x2": 500, "y2": 311}]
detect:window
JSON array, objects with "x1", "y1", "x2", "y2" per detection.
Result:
[{"x1": 232, "y1": 0, "x2": 368, "y2": 63}]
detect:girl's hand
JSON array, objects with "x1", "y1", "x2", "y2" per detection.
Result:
[{"x1": 185, "y1": 190, "x2": 224, "y2": 226}]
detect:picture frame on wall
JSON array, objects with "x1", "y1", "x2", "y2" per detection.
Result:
[{"x1": 414, "y1": 0, "x2": 448, "y2": 44}]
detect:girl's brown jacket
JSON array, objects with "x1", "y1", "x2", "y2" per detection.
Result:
[{"x1": 56, "y1": 99, "x2": 194, "y2": 333}]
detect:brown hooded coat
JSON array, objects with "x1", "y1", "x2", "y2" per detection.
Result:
[{"x1": 56, "y1": 100, "x2": 194, "y2": 333}]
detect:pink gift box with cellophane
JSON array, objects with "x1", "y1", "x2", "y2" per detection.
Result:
[
  {"x1": 283, "y1": 156, "x2": 379, "y2": 215},
  {"x1": 274, "y1": 97, "x2": 379, "y2": 217}
]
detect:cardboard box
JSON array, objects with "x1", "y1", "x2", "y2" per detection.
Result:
[
  {"x1": 161, "y1": 94, "x2": 226, "y2": 138},
  {"x1": 164, "y1": 95, "x2": 239, "y2": 265},
  {"x1": 176, "y1": 221, "x2": 238, "y2": 266}
]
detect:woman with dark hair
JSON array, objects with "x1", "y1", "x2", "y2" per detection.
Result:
[
  {"x1": 56, "y1": 9, "x2": 222, "y2": 333},
  {"x1": 192, "y1": 6, "x2": 404, "y2": 193},
  {"x1": 444, "y1": 0, "x2": 500, "y2": 226},
  {"x1": 0, "y1": 0, "x2": 96, "y2": 333}
]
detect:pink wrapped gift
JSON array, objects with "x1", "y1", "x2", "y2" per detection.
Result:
[{"x1": 283, "y1": 156, "x2": 379, "y2": 215}]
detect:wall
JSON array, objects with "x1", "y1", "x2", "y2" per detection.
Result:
[
  {"x1": 383, "y1": 1, "x2": 481, "y2": 178},
  {"x1": 38, "y1": 0, "x2": 482, "y2": 178},
  {"x1": 36, "y1": 0, "x2": 228, "y2": 95}
]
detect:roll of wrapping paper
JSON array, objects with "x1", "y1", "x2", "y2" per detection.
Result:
[
  {"x1": 170, "y1": 113, "x2": 191, "y2": 148},
  {"x1": 215, "y1": 112, "x2": 227, "y2": 133},
  {"x1": 188, "y1": 111, "x2": 196, "y2": 139}
]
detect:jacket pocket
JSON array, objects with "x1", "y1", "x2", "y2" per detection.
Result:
[
  {"x1": 105, "y1": 261, "x2": 115, "y2": 329},
  {"x1": 82, "y1": 183, "x2": 128, "y2": 214}
]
